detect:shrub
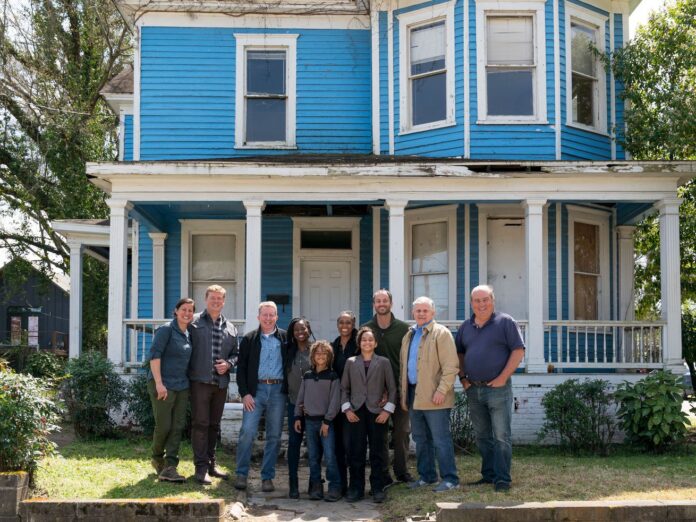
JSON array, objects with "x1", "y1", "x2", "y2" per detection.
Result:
[
  {"x1": 0, "y1": 368, "x2": 62, "y2": 473},
  {"x1": 24, "y1": 351, "x2": 67, "y2": 381},
  {"x1": 538, "y1": 379, "x2": 616, "y2": 455},
  {"x1": 450, "y1": 391, "x2": 476, "y2": 451},
  {"x1": 62, "y1": 351, "x2": 126, "y2": 439},
  {"x1": 614, "y1": 370, "x2": 688, "y2": 452},
  {"x1": 125, "y1": 374, "x2": 155, "y2": 435}
]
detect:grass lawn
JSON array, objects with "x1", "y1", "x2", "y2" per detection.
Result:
[
  {"x1": 34, "y1": 436, "x2": 240, "y2": 501},
  {"x1": 382, "y1": 446, "x2": 696, "y2": 521}
]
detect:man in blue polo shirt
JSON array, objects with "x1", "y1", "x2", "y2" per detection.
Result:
[{"x1": 455, "y1": 285, "x2": 525, "y2": 492}]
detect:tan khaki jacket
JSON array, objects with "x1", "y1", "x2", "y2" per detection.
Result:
[{"x1": 399, "y1": 320, "x2": 459, "y2": 411}]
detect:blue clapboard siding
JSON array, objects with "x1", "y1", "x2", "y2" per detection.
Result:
[
  {"x1": 614, "y1": 13, "x2": 626, "y2": 159},
  {"x1": 469, "y1": 205, "x2": 479, "y2": 289},
  {"x1": 359, "y1": 215, "x2": 373, "y2": 324},
  {"x1": 456, "y1": 205, "x2": 466, "y2": 318},
  {"x1": 138, "y1": 224, "x2": 153, "y2": 318},
  {"x1": 379, "y1": 12, "x2": 390, "y2": 155},
  {"x1": 261, "y1": 217, "x2": 293, "y2": 329},
  {"x1": 124, "y1": 115, "x2": 133, "y2": 161},
  {"x1": 139, "y1": 26, "x2": 371, "y2": 160},
  {"x1": 163, "y1": 215, "x2": 182, "y2": 313},
  {"x1": 380, "y1": 208, "x2": 389, "y2": 289}
]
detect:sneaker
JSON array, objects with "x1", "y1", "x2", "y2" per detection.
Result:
[
  {"x1": 408, "y1": 479, "x2": 436, "y2": 489},
  {"x1": 495, "y1": 482, "x2": 511, "y2": 492},
  {"x1": 467, "y1": 478, "x2": 493, "y2": 486},
  {"x1": 262, "y1": 479, "x2": 275, "y2": 492},
  {"x1": 151, "y1": 458, "x2": 164, "y2": 475},
  {"x1": 234, "y1": 474, "x2": 248, "y2": 490},
  {"x1": 159, "y1": 466, "x2": 186, "y2": 483},
  {"x1": 396, "y1": 472, "x2": 415, "y2": 483},
  {"x1": 372, "y1": 490, "x2": 386, "y2": 503},
  {"x1": 433, "y1": 481, "x2": 458, "y2": 492}
]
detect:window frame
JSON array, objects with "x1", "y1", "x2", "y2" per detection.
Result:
[
  {"x1": 405, "y1": 205, "x2": 457, "y2": 320},
  {"x1": 234, "y1": 34, "x2": 298, "y2": 149},
  {"x1": 565, "y1": 5, "x2": 608, "y2": 134},
  {"x1": 567, "y1": 206, "x2": 610, "y2": 321},
  {"x1": 180, "y1": 219, "x2": 246, "y2": 320},
  {"x1": 397, "y1": 2, "x2": 456, "y2": 135},
  {"x1": 475, "y1": 1, "x2": 547, "y2": 124}
]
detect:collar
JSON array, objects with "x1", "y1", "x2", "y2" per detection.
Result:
[
  {"x1": 470, "y1": 311, "x2": 497, "y2": 329},
  {"x1": 260, "y1": 327, "x2": 278, "y2": 338},
  {"x1": 372, "y1": 312, "x2": 396, "y2": 330},
  {"x1": 412, "y1": 319, "x2": 434, "y2": 333},
  {"x1": 201, "y1": 309, "x2": 226, "y2": 324}
]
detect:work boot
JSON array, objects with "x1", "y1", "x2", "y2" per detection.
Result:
[
  {"x1": 234, "y1": 474, "x2": 248, "y2": 490},
  {"x1": 208, "y1": 461, "x2": 229, "y2": 480},
  {"x1": 309, "y1": 481, "x2": 324, "y2": 500},
  {"x1": 262, "y1": 479, "x2": 275, "y2": 492},
  {"x1": 325, "y1": 487, "x2": 343, "y2": 502},
  {"x1": 194, "y1": 467, "x2": 212, "y2": 485},
  {"x1": 288, "y1": 476, "x2": 300, "y2": 499}
]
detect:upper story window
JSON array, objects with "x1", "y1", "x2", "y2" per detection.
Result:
[
  {"x1": 566, "y1": 7, "x2": 607, "y2": 133},
  {"x1": 398, "y1": 2, "x2": 455, "y2": 134},
  {"x1": 476, "y1": 2, "x2": 547, "y2": 123},
  {"x1": 234, "y1": 34, "x2": 297, "y2": 148}
]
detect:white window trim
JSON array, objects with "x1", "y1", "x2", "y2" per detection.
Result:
[
  {"x1": 405, "y1": 205, "x2": 457, "y2": 320},
  {"x1": 397, "y1": 2, "x2": 456, "y2": 135},
  {"x1": 567, "y1": 205, "x2": 610, "y2": 320},
  {"x1": 234, "y1": 34, "x2": 298, "y2": 149},
  {"x1": 475, "y1": 1, "x2": 548, "y2": 124},
  {"x1": 179, "y1": 219, "x2": 246, "y2": 319},
  {"x1": 565, "y1": 5, "x2": 608, "y2": 134}
]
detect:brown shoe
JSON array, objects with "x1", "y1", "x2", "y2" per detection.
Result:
[
  {"x1": 262, "y1": 479, "x2": 275, "y2": 492},
  {"x1": 151, "y1": 458, "x2": 165, "y2": 475},
  {"x1": 234, "y1": 474, "x2": 248, "y2": 490},
  {"x1": 159, "y1": 466, "x2": 186, "y2": 483},
  {"x1": 208, "y1": 465, "x2": 230, "y2": 480},
  {"x1": 194, "y1": 468, "x2": 212, "y2": 485}
]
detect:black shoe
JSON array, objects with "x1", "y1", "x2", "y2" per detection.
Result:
[
  {"x1": 325, "y1": 488, "x2": 343, "y2": 502},
  {"x1": 382, "y1": 474, "x2": 394, "y2": 489},
  {"x1": 309, "y1": 481, "x2": 324, "y2": 501},
  {"x1": 234, "y1": 474, "x2": 247, "y2": 490},
  {"x1": 372, "y1": 490, "x2": 386, "y2": 503},
  {"x1": 194, "y1": 469, "x2": 212, "y2": 485},
  {"x1": 345, "y1": 489, "x2": 364, "y2": 502},
  {"x1": 208, "y1": 465, "x2": 229, "y2": 480},
  {"x1": 467, "y1": 478, "x2": 493, "y2": 486},
  {"x1": 288, "y1": 477, "x2": 300, "y2": 499},
  {"x1": 396, "y1": 472, "x2": 415, "y2": 483},
  {"x1": 495, "y1": 482, "x2": 511, "y2": 492}
]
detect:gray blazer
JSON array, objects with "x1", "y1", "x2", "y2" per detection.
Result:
[{"x1": 340, "y1": 354, "x2": 397, "y2": 415}]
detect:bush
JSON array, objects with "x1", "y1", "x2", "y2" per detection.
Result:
[
  {"x1": 450, "y1": 391, "x2": 476, "y2": 451},
  {"x1": 614, "y1": 370, "x2": 688, "y2": 452},
  {"x1": 538, "y1": 379, "x2": 616, "y2": 455},
  {"x1": 62, "y1": 351, "x2": 126, "y2": 439},
  {"x1": 125, "y1": 374, "x2": 155, "y2": 435},
  {"x1": 24, "y1": 351, "x2": 67, "y2": 381},
  {"x1": 0, "y1": 368, "x2": 62, "y2": 473}
]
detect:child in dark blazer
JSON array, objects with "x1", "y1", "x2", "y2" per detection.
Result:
[{"x1": 340, "y1": 326, "x2": 396, "y2": 503}]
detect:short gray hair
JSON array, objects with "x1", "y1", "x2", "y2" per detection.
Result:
[
  {"x1": 471, "y1": 285, "x2": 495, "y2": 300},
  {"x1": 412, "y1": 296, "x2": 435, "y2": 310},
  {"x1": 258, "y1": 301, "x2": 278, "y2": 314}
]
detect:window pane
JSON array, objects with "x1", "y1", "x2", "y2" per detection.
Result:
[
  {"x1": 487, "y1": 69, "x2": 534, "y2": 115},
  {"x1": 27, "y1": 316, "x2": 39, "y2": 346},
  {"x1": 571, "y1": 23, "x2": 596, "y2": 77},
  {"x1": 575, "y1": 274, "x2": 598, "y2": 320},
  {"x1": 247, "y1": 51, "x2": 286, "y2": 94},
  {"x1": 574, "y1": 222, "x2": 599, "y2": 274},
  {"x1": 246, "y1": 98, "x2": 286, "y2": 142},
  {"x1": 412, "y1": 222, "x2": 448, "y2": 273},
  {"x1": 412, "y1": 72, "x2": 447, "y2": 125},
  {"x1": 487, "y1": 16, "x2": 533, "y2": 65},
  {"x1": 572, "y1": 73, "x2": 595, "y2": 126},
  {"x1": 300, "y1": 230, "x2": 352, "y2": 249},
  {"x1": 410, "y1": 21, "x2": 446, "y2": 76},
  {"x1": 192, "y1": 234, "x2": 236, "y2": 281},
  {"x1": 412, "y1": 274, "x2": 449, "y2": 318}
]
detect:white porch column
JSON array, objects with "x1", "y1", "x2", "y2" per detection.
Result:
[
  {"x1": 244, "y1": 200, "x2": 265, "y2": 332},
  {"x1": 658, "y1": 198, "x2": 683, "y2": 372},
  {"x1": 385, "y1": 199, "x2": 407, "y2": 320},
  {"x1": 524, "y1": 199, "x2": 547, "y2": 373},
  {"x1": 149, "y1": 232, "x2": 167, "y2": 318},
  {"x1": 616, "y1": 226, "x2": 635, "y2": 321},
  {"x1": 107, "y1": 199, "x2": 132, "y2": 365},
  {"x1": 67, "y1": 240, "x2": 83, "y2": 359}
]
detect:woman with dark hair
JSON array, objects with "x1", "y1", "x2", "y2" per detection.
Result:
[
  {"x1": 284, "y1": 317, "x2": 314, "y2": 498},
  {"x1": 331, "y1": 310, "x2": 358, "y2": 495},
  {"x1": 147, "y1": 297, "x2": 195, "y2": 483}
]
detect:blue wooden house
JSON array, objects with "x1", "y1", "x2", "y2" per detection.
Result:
[{"x1": 55, "y1": 0, "x2": 694, "y2": 439}]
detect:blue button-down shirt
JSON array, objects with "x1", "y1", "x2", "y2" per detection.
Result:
[
  {"x1": 258, "y1": 329, "x2": 284, "y2": 380},
  {"x1": 408, "y1": 321, "x2": 432, "y2": 385}
]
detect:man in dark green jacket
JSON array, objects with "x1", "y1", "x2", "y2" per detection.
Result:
[{"x1": 362, "y1": 289, "x2": 413, "y2": 485}]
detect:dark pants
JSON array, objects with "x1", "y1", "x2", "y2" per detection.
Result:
[
  {"x1": 287, "y1": 401, "x2": 305, "y2": 482},
  {"x1": 390, "y1": 393, "x2": 411, "y2": 477},
  {"x1": 346, "y1": 406, "x2": 388, "y2": 495},
  {"x1": 148, "y1": 380, "x2": 189, "y2": 468},
  {"x1": 190, "y1": 381, "x2": 227, "y2": 471},
  {"x1": 333, "y1": 412, "x2": 349, "y2": 490}
]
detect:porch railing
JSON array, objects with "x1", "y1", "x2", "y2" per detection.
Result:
[
  {"x1": 123, "y1": 318, "x2": 246, "y2": 367},
  {"x1": 543, "y1": 320, "x2": 664, "y2": 369},
  {"x1": 436, "y1": 320, "x2": 528, "y2": 368}
]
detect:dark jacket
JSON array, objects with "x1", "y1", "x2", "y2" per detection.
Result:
[
  {"x1": 189, "y1": 310, "x2": 238, "y2": 388},
  {"x1": 331, "y1": 329, "x2": 359, "y2": 378},
  {"x1": 237, "y1": 326, "x2": 289, "y2": 398}
]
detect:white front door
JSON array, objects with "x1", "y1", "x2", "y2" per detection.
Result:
[
  {"x1": 300, "y1": 260, "x2": 351, "y2": 340},
  {"x1": 487, "y1": 218, "x2": 527, "y2": 320}
]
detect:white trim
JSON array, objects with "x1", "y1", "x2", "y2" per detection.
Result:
[
  {"x1": 371, "y1": 2, "x2": 381, "y2": 154},
  {"x1": 179, "y1": 219, "x2": 246, "y2": 319},
  {"x1": 388, "y1": 0, "x2": 395, "y2": 154},
  {"x1": 133, "y1": 26, "x2": 141, "y2": 161},
  {"x1": 136, "y1": 11, "x2": 370, "y2": 29},
  {"x1": 118, "y1": 110, "x2": 125, "y2": 162},
  {"x1": 553, "y1": 0, "x2": 561, "y2": 159},
  {"x1": 555, "y1": 202, "x2": 562, "y2": 321},
  {"x1": 564, "y1": 5, "x2": 608, "y2": 133},
  {"x1": 475, "y1": 1, "x2": 548, "y2": 124},
  {"x1": 610, "y1": 12, "x2": 616, "y2": 160},
  {"x1": 611, "y1": 207, "x2": 618, "y2": 319},
  {"x1": 372, "y1": 206, "x2": 381, "y2": 293},
  {"x1": 405, "y1": 204, "x2": 457, "y2": 320},
  {"x1": 397, "y1": 2, "x2": 456, "y2": 134},
  {"x1": 234, "y1": 34, "x2": 298, "y2": 149},
  {"x1": 291, "y1": 217, "x2": 361, "y2": 323},
  {"x1": 542, "y1": 203, "x2": 549, "y2": 320},
  {"x1": 477, "y1": 203, "x2": 525, "y2": 286},
  {"x1": 67, "y1": 240, "x2": 83, "y2": 358},
  {"x1": 463, "y1": 0, "x2": 470, "y2": 158},
  {"x1": 567, "y1": 205, "x2": 611, "y2": 320},
  {"x1": 464, "y1": 203, "x2": 470, "y2": 317},
  {"x1": 131, "y1": 221, "x2": 140, "y2": 320},
  {"x1": 149, "y1": 231, "x2": 167, "y2": 319}
]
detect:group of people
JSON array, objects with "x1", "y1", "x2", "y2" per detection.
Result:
[{"x1": 146, "y1": 283, "x2": 526, "y2": 503}]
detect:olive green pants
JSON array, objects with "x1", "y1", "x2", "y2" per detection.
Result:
[{"x1": 148, "y1": 379, "x2": 189, "y2": 468}]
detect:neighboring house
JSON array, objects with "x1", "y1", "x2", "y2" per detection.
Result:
[
  {"x1": 0, "y1": 258, "x2": 69, "y2": 350},
  {"x1": 54, "y1": 0, "x2": 695, "y2": 441}
]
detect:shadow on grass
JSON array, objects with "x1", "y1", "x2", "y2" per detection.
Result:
[{"x1": 104, "y1": 471, "x2": 240, "y2": 500}]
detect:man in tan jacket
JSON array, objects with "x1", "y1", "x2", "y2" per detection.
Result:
[{"x1": 400, "y1": 296, "x2": 460, "y2": 492}]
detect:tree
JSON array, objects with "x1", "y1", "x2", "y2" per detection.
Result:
[{"x1": 0, "y1": 0, "x2": 131, "y2": 350}]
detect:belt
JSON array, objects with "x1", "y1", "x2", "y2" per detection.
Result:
[
  {"x1": 469, "y1": 380, "x2": 489, "y2": 387},
  {"x1": 258, "y1": 379, "x2": 282, "y2": 384}
]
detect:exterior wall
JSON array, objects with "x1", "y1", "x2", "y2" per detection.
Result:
[
  {"x1": 124, "y1": 115, "x2": 133, "y2": 161},
  {"x1": 261, "y1": 216, "x2": 293, "y2": 328}
]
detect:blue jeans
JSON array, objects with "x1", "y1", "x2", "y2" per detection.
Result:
[
  {"x1": 305, "y1": 419, "x2": 340, "y2": 491},
  {"x1": 408, "y1": 385, "x2": 459, "y2": 485},
  {"x1": 236, "y1": 383, "x2": 286, "y2": 480},
  {"x1": 466, "y1": 381, "x2": 513, "y2": 486}
]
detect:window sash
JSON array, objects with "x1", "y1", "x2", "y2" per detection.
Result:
[{"x1": 244, "y1": 48, "x2": 288, "y2": 143}]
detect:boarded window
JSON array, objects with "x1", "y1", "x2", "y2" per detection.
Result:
[
  {"x1": 245, "y1": 50, "x2": 287, "y2": 143},
  {"x1": 574, "y1": 221, "x2": 599, "y2": 320},
  {"x1": 486, "y1": 16, "x2": 535, "y2": 116},
  {"x1": 571, "y1": 21, "x2": 598, "y2": 127},
  {"x1": 409, "y1": 21, "x2": 447, "y2": 126},
  {"x1": 411, "y1": 221, "x2": 449, "y2": 317},
  {"x1": 191, "y1": 234, "x2": 236, "y2": 316}
]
